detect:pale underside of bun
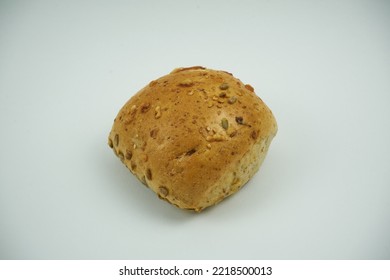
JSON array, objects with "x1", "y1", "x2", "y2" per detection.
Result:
[{"x1": 109, "y1": 66, "x2": 277, "y2": 212}]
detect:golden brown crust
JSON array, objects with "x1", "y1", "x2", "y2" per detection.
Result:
[{"x1": 108, "y1": 67, "x2": 277, "y2": 211}]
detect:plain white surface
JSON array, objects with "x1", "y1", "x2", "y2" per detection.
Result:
[{"x1": 1, "y1": 0, "x2": 389, "y2": 259}]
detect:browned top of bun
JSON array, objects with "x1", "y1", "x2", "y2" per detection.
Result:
[{"x1": 109, "y1": 66, "x2": 277, "y2": 211}]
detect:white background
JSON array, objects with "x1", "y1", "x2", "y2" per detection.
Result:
[{"x1": 1, "y1": 0, "x2": 389, "y2": 259}]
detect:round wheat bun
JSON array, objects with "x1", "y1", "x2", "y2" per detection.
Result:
[{"x1": 108, "y1": 66, "x2": 277, "y2": 212}]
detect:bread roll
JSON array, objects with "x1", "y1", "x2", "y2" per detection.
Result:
[{"x1": 108, "y1": 66, "x2": 277, "y2": 212}]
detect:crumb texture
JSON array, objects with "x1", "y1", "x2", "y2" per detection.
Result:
[{"x1": 109, "y1": 66, "x2": 277, "y2": 211}]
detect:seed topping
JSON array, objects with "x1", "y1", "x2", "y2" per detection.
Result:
[
  {"x1": 146, "y1": 168, "x2": 152, "y2": 180},
  {"x1": 178, "y1": 79, "x2": 194, "y2": 87},
  {"x1": 245, "y1": 84, "x2": 254, "y2": 92},
  {"x1": 114, "y1": 134, "x2": 119, "y2": 146},
  {"x1": 118, "y1": 151, "x2": 124, "y2": 161},
  {"x1": 159, "y1": 186, "x2": 169, "y2": 196},
  {"x1": 141, "y1": 103, "x2": 151, "y2": 113},
  {"x1": 149, "y1": 80, "x2": 157, "y2": 87},
  {"x1": 125, "y1": 150, "x2": 133, "y2": 160},
  {"x1": 219, "y1": 83, "x2": 229, "y2": 90},
  {"x1": 221, "y1": 118, "x2": 229, "y2": 130},
  {"x1": 228, "y1": 96, "x2": 237, "y2": 104},
  {"x1": 206, "y1": 133, "x2": 226, "y2": 142},
  {"x1": 155, "y1": 106, "x2": 161, "y2": 119},
  {"x1": 150, "y1": 128, "x2": 159, "y2": 139},
  {"x1": 235, "y1": 116, "x2": 244, "y2": 125},
  {"x1": 251, "y1": 130, "x2": 258, "y2": 140}
]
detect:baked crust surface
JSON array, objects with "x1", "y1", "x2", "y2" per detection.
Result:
[{"x1": 109, "y1": 66, "x2": 277, "y2": 211}]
